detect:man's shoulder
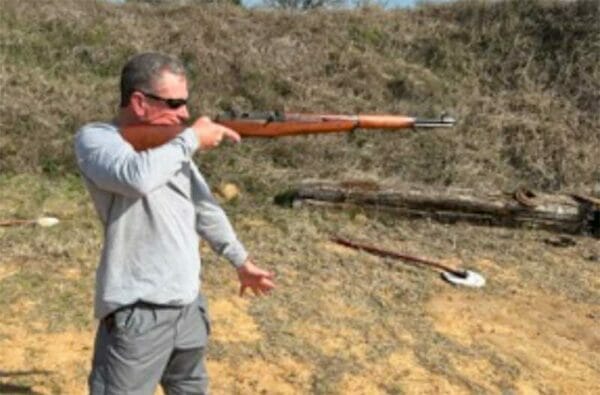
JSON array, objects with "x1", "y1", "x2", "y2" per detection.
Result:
[
  {"x1": 77, "y1": 121, "x2": 118, "y2": 136},
  {"x1": 74, "y1": 122, "x2": 130, "y2": 162},
  {"x1": 75, "y1": 121, "x2": 121, "y2": 147}
]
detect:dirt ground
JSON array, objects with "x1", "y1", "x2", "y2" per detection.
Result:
[{"x1": 1, "y1": 236, "x2": 598, "y2": 394}]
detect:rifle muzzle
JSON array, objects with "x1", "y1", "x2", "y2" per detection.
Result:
[{"x1": 414, "y1": 114, "x2": 456, "y2": 128}]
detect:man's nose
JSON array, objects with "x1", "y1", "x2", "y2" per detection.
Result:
[{"x1": 178, "y1": 105, "x2": 190, "y2": 121}]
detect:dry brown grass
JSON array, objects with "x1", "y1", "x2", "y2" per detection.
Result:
[
  {"x1": 1, "y1": 0, "x2": 599, "y2": 192},
  {"x1": 0, "y1": 174, "x2": 599, "y2": 393}
]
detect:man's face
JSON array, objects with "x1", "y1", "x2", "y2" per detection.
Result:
[{"x1": 135, "y1": 71, "x2": 190, "y2": 125}]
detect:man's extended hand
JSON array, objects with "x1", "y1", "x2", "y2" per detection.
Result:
[
  {"x1": 192, "y1": 116, "x2": 240, "y2": 150},
  {"x1": 237, "y1": 259, "x2": 275, "y2": 297}
]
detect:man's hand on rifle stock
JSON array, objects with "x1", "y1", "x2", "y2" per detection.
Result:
[{"x1": 192, "y1": 116, "x2": 241, "y2": 150}]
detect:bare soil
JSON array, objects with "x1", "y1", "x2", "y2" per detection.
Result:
[{"x1": 1, "y1": 218, "x2": 598, "y2": 394}]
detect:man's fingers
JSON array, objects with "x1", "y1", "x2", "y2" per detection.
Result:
[
  {"x1": 237, "y1": 260, "x2": 276, "y2": 298},
  {"x1": 259, "y1": 277, "x2": 276, "y2": 290},
  {"x1": 263, "y1": 271, "x2": 275, "y2": 280},
  {"x1": 222, "y1": 128, "x2": 241, "y2": 143},
  {"x1": 193, "y1": 117, "x2": 241, "y2": 150},
  {"x1": 209, "y1": 129, "x2": 238, "y2": 149},
  {"x1": 239, "y1": 275, "x2": 275, "y2": 298},
  {"x1": 251, "y1": 268, "x2": 275, "y2": 279}
]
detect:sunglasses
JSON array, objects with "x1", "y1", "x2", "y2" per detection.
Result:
[{"x1": 140, "y1": 91, "x2": 188, "y2": 109}]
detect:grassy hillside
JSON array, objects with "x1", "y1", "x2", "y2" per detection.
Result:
[{"x1": 1, "y1": 0, "x2": 599, "y2": 193}]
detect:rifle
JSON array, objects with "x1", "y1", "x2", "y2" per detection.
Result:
[{"x1": 121, "y1": 110, "x2": 456, "y2": 151}]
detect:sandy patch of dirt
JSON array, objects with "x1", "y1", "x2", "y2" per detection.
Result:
[
  {"x1": 209, "y1": 296, "x2": 263, "y2": 343},
  {"x1": 6, "y1": 299, "x2": 37, "y2": 322},
  {"x1": 2, "y1": 254, "x2": 598, "y2": 394},
  {"x1": 338, "y1": 349, "x2": 467, "y2": 395},
  {"x1": 427, "y1": 263, "x2": 600, "y2": 394},
  {"x1": 208, "y1": 356, "x2": 313, "y2": 394},
  {"x1": 60, "y1": 267, "x2": 83, "y2": 280},
  {"x1": 0, "y1": 262, "x2": 19, "y2": 282},
  {"x1": 0, "y1": 322, "x2": 92, "y2": 395},
  {"x1": 0, "y1": 294, "x2": 267, "y2": 394},
  {"x1": 290, "y1": 322, "x2": 369, "y2": 359}
]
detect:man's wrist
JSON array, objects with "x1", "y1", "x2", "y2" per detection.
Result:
[
  {"x1": 180, "y1": 127, "x2": 200, "y2": 153},
  {"x1": 230, "y1": 251, "x2": 250, "y2": 269}
]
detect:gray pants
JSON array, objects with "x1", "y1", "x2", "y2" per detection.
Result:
[{"x1": 89, "y1": 295, "x2": 211, "y2": 395}]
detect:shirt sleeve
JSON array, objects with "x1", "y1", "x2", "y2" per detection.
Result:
[
  {"x1": 74, "y1": 123, "x2": 199, "y2": 198},
  {"x1": 190, "y1": 162, "x2": 249, "y2": 268}
]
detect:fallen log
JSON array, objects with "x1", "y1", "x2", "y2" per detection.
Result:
[{"x1": 277, "y1": 180, "x2": 600, "y2": 237}]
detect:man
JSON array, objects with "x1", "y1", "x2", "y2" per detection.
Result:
[{"x1": 75, "y1": 52, "x2": 275, "y2": 394}]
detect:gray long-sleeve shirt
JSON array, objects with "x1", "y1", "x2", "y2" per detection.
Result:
[{"x1": 75, "y1": 122, "x2": 248, "y2": 319}]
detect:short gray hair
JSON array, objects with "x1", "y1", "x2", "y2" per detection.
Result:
[{"x1": 120, "y1": 52, "x2": 186, "y2": 107}]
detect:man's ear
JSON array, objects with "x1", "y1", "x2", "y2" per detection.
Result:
[{"x1": 129, "y1": 92, "x2": 147, "y2": 118}]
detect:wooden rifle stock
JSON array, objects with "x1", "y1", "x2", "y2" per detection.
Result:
[{"x1": 121, "y1": 111, "x2": 455, "y2": 151}]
